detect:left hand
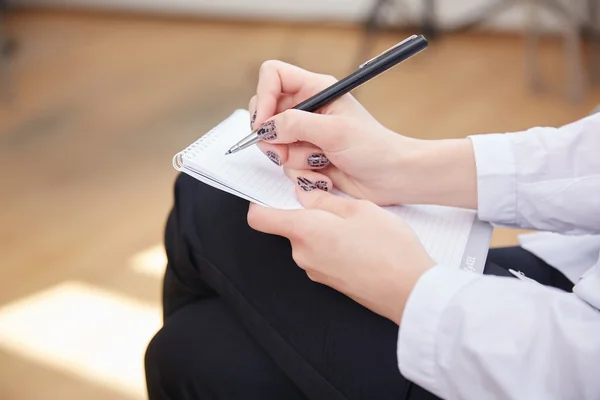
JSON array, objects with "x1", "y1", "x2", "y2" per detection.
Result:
[{"x1": 247, "y1": 182, "x2": 436, "y2": 325}]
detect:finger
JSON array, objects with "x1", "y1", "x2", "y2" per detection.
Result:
[
  {"x1": 256, "y1": 141, "x2": 289, "y2": 166},
  {"x1": 255, "y1": 61, "x2": 335, "y2": 127},
  {"x1": 248, "y1": 96, "x2": 257, "y2": 130},
  {"x1": 293, "y1": 176, "x2": 356, "y2": 217},
  {"x1": 316, "y1": 165, "x2": 363, "y2": 198},
  {"x1": 255, "y1": 94, "x2": 294, "y2": 130},
  {"x1": 284, "y1": 168, "x2": 333, "y2": 192},
  {"x1": 275, "y1": 94, "x2": 295, "y2": 114},
  {"x1": 255, "y1": 109, "x2": 352, "y2": 152},
  {"x1": 284, "y1": 143, "x2": 330, "y2": 170},
  {"x1": 247, "y1": 203, "x2": 309, "y2": 238},
  {"x1": 252, "y1": 93, "x2": 295, "y2": 131},
  {"x1": 255, "y1": 61, "x2": 309, "y2": 128}
]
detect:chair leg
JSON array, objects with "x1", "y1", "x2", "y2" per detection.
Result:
[
  {"x1": 563, "y1": 2, "x2": 584, "y2": 103},
  {"x1": 525, "y1": 0, "x2": 544, "y2": 92},
  {"x1": 420, "y1": 0, "x2": 438, "y2": 39},
  {"x1": 0, "y1": 16, "x2": 16, "y2": 102},
  {"x1": 355, "y1": 0, "x2": 394, "y2": 67},
  {"x1": 525, "y1": 0, "x2": 585, "y2": 103},
  {"x1": 588, "y1": 0, "x2": 600, "y2": 83}
]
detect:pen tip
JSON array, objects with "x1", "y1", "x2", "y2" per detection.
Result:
[{"x1": 224, "y1": 150, "x2": 231, "y2": 155}]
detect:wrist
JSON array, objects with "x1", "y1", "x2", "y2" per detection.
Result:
[
  {"x1": 388, "y1": 256, "x2": 436, "y2": 325},
  {"x1": 393, "y1": 137, "x2": 478, "y2": 209}
]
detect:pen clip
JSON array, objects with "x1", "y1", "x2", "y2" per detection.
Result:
[
  {"x1": 359, "y1": 34, "x2": 418, "y2": 69},
  {"x1": 508, "y1": 269, "x2": 542, "y2": 286}
]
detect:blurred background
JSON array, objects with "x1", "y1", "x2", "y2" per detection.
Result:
[{"x1": 1, "y1": 0, "x2": 599, "y2": 399}]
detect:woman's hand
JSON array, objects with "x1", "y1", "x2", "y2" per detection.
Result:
[
  {"x1": 250, "y1": 60, "x2": 426, "y2": 206},
  {"x1": 250, "y1": 60, "x2": 479, "y2": 209},
  {"x1": 247, "y1": 185, "x2": 436, "y2": 325}
]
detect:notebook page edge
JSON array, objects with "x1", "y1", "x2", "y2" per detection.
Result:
[
  {"x1": 172, "y1": 109, "x2": 250, "y2": 172},
  {"x1": 458, "y1": 217, "x2": 492, "y2": 274},
  {"x1": 187, "y1": 110, "x2": 302, "y2": 210},
  {"x1": 179, "y1": 163, "x2": 270, "y2": 207},
  {"x1": 382, "y1": 203, "x2": 487, "y2": 273}
]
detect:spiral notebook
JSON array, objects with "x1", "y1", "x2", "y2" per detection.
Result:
[{"x1": 173, "y1": 109, "x2": 492, "y2": 273}]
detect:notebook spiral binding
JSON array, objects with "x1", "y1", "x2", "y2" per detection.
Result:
[{"x1": 172, "y1": 123, "x2": 222, "y2": 171}]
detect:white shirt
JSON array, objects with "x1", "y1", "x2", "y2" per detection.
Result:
[
  {"x1": 518, "y1": 231, "x2": 599, "y2": 283},
  {"x1": 397, "y1": 113, "x2": 600, "y2": 400}
]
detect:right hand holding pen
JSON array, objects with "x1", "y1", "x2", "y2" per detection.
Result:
[{"x1": 249, "y1": 60, "x2": 424, "y2": 206}]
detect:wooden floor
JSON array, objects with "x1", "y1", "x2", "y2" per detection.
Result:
[{"x1": 1, "y1": 9, "x2": 600, "y2": 400}]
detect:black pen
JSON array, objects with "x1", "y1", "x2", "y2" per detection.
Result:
[{"x1": 225, "y1": 34, "x2": 428, "y2": 155}]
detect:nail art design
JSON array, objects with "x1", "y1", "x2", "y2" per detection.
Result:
[
  {"x1": 297, "y1": 177, "x2": 317, "y2": 192},
  {"x1": 256, "y1": 120, "x2": 277, "y2": 140},
  {"x1": 315, "y1": 180, "x2": 329, "y2": 192},
  {"x1": 250, "y1": 110, "x2": 257, "y2": 129},
  {"x1": 265, "y1": 151, "x2": 280, "y2": 166},
  {"x1": 307, "y1": 153, "x2": 329, "y2": 168}
]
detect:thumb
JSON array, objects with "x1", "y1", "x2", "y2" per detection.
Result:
[
  {"x1": 247, "y1": 202, "x2": 307, "y2": 238},
  {"x1": 295, "y1": 177, "x2": 355, "y2": 217},
  {"x1": 260, "y1": 109, "x2": 352, "y2": 152}
]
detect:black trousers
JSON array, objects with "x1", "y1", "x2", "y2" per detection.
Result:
[{"x1": 144, "y1": 173, "x2": 573, "y2": 400}]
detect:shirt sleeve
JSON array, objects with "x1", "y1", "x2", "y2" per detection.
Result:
[
  {"x1": 468, "y1": 113, "x2": 600, "y2": 235},
  {"x1": 397, "y1": 265, "x2": 600, "y2": 400}
]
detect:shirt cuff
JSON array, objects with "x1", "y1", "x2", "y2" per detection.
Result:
[
  {"x1": 397, "y1": 265, "x2": 479, "y2": 397},
  {"x1": 468, "y1": 133, "x2": 517, "y2": 226}
]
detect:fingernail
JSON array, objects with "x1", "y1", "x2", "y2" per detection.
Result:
[
  {"x1": 256, "y1": 120, "x2": 277, "y2": 140},
  {"x1": 315, "y1": 180, "x2": 329, "y2": 192},
  {"x1": 296, "y1": 177, "x2": 317, "y2": 192},
  {"x1": 265, "y1": 151, "x2": 280, "y2": 166},
  {"x1": 250, "y1": 110, "x2": 257, "y2": 129},
  {"x1": 307, "y1": 153, "x2": 329, "y2": 168}
]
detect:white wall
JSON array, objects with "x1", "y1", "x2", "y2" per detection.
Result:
[
  {"x1": 16, "y1": 0, "x2": 369, "y2": 21},
  {"x1": 15, "y1": 0, "x2": 585, "y2": 32}
]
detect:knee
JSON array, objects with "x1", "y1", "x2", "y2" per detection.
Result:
[
  {"x1": 144, "y1": 321, "x2": 208, "y2": 398},
  {"x1": 144, "y1": 300, "x2": 304, "y2": 399},
  {"x1": 144, "y1": 303, "x2": 258, "y2": 397},
  {"x1": 144, "y1": 319, "x2": 207, "y2": 394},
  {"x1": 173, "y1": 172, "x2": 197, "y2": 200},
  {"x1": 144, "y1": 327, "x2": 173, "y2": 395},
  {"x1": 144, "y1": 315, "x2": 260, "y2": 390},
  {"x1": 174, "y1": 172, "x2": 245, "y2": 210},
  {"x1": 172, "y1": 172, "x2": 249, "y2": 228}
]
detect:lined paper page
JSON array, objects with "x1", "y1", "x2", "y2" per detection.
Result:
[
  {"x1": 177, "y1": 109, "x2": 481, "y2": 269},
  {"x1": 385, "y1": 204, "x2": 475, "y2": 268},
  {"x1": 181, "y1": 109, "x2": 302, "y2": 209}
]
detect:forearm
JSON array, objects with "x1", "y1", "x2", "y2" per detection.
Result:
[
  {"x1": 398, "y1": 266, "x2": 600, "y2": 400},
  {"x1": 396, "y1": 113, "x2": 600, "y2": 235},
  {"x1": 395, "y1": 137, "x2": 478, "y2": 210}
]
